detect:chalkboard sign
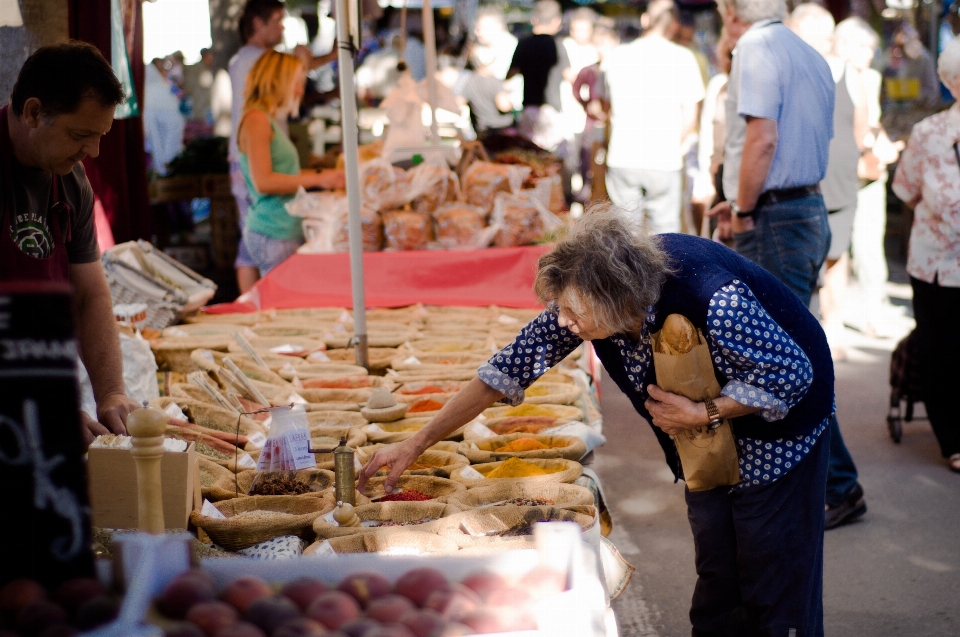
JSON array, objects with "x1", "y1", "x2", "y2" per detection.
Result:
[{"x1": 0, "y1": 281, "x2": 94, "y2": 586}]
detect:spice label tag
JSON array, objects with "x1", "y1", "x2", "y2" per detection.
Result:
[
  {"x1": 314, "y1": 539, "x2": 337, "y2": 557},
  {"x1": 201, "y1": 499, "x2": 227, "y2": 519},
  {"x1": 468, "y1": 422, "x2": 495, "y2": 438},
  {"x1": 285, "y1": 428, "x2": 317, "y2": 470},
  {"x1": 247, "y1": 432, "x2": 267, "y2": 449},
  {"x1": 460, "y1": 466, "x2": 485, "y2": 480},
  {"x1": 323, "y1": 510, "x2": 339, "y2": 527},
  {"x1": 236, "y1": 452, "x2": 257, "y2": 470}
]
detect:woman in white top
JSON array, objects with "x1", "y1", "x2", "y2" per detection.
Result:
[{"x1": 892, "y1": 38, "x2": 960, "y2": 473}]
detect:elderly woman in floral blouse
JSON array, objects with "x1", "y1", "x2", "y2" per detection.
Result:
[
  {"x1": 359, "y1": 208, "x2": 835, "y2": 635},
  {"x1": 892, "y1": 38, "x2": 960, "y2": 473}
]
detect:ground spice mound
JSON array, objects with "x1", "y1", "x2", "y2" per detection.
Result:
[
  {"x1": 496, "y1": 437, "x2": 550, "y2": 452},
  {"x1": 401, "y1": 385, "x2": 446, "y2": 395},
  {"x1": 409, "y1": 399, "x2": 444, "y2": 413},
  {"x1": 496, "y1": 497, "x2": 554, "y2": 507},
  {"x1": 489, "y1": 417, "x2": 558, "y2": 435},
  {"x1": 380, "y1": 489, "x2": 432, "y2": 502},
  {"x1": 248, "y1": 473, "x2": 312, "y2": 496},
  {"x1": 230, "y1": 510, "x2": 297, "y2": 521},
  {"x1": 484, "y1": 458, "x2": 550, "y2": 478},
  {"x1": 194, "y1": 441, "x2": 231, "y2": 460},
  {"x1": 503, "y1": 405, "x2": 560, "y2": 418}
]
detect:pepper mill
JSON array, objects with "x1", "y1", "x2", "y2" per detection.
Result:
[
  {"x1": 126, "y1": 407, "x2": 168, "y2": 533},
  {"x1": 333, "y1": 436, "x2": 356, "y2": 506}
]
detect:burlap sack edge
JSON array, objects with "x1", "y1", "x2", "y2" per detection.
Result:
[
  {"x1": 319, "y1": 530, "x2": 460, "y2": 554},
  {"x1": 307, "y1": 411, "x2": 369, "y2": 428},
  {"x1": 149, "y1": 397, "x2": 267, "y2": 438},
  {"x1": 440, "y1": 479, "x2": 595, "y2": 510},
  {"x1": 434, "y1": 504, "x2": 596, "y2": 548},
  {"x1": 311, "y1": 500, "x2": 459, "y2": 539},
  {"x1": 458, "y1": 433, "x2": 587, "y2": 463},
  {"x1": 523, "y1": 384, "x2": 583, "y2": 406},
  {"x1": 483, "y1": 404, "x2": 583, "y2": 421},
  {"x1": 360, "y1": 475, "x2": 466, "y2": 502},
  {"x1": 462, "y1": 417, "x2": 578, "y2": 440}
]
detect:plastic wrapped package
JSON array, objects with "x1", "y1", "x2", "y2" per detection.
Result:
[
  {"x1": 360, "y1": 159, "x2": 413, "y2": 210},
  {"x1": 490, "y1": 192, "x2": 564, "y2": 247},
  {"x1": 332, "y1": 203, "x2": 383, "y2": 252},
  {"x1": 461, "y1": 161, "x2": 531, "y2": 215},
  {"x1": 409, "y1": 160, "x2": 460, "y2": 215},
  {"x1": 292, "y1": 190, "x2": 349, "y2": 254},
  {"x1": 383, "y1": 209, "x2": 433, "y2": 251},
  {"x1": 432, "y1": 203, "x2": 490, "y2": 250}
]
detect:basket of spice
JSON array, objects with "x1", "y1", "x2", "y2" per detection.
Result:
[
  {"x1": 238, "y1": 468, "x2": 336, "y2": 496},
  {"x1": 449, "y1": 457, "x2": 582, "y2": 488},
  {"x1": 400, "y1": 395, "x2": 453, "y2": 418},
  {"x1": 312, "y1": 501, "x2": 459, "y2": 539},
  {"x1": 362, "y1": 418, "x2": 466, "y2": 444},
  {"x1": 390, "y1": 353, "x2": 489, "y2": 370},
  {"x1": 192, "y1": 348, "x2": 310, "y2": 375},
  {"x1": 360, "y1": 475, "x2": 466, "y2": 503},
  {"x1": 314, "y1": 530, "x2": 459, "y2": 555},
  {"x1": 151, "y1": 336, "x2": 232, "y2": 372},
  {"x1": 310, "y1": 426, "x2": 367, "y2": 469},
  {"x1": 359, "y1": 448, "x2": 469, "y2": 479},
  {"x1": 522, "y1": 382, "x2": 582, "y2": 406},
  {"x1": 458, "y1": 433, "x2": 587, "y2": 463},
  {"x1": 463, "y1": 416, "x2": 577, "y2": 440},
  {"x1": 483, "y1": 404, "x2": 583, "y2": 421},
  {"x1": 322, "y1": 347, "x2": 399, "y2": 371},
  {"x1": 297, "y1": 387, "x2": 375, "y2": 404},
  {"x1": 306, "y1": 411, "x2": 369, "y2": 428},
  {"x1": 388, "y1": 369, "x2": 481, "y2": 383},
  {"x1": 189, "y1": 495, "x2": 333, "y2": 550},
  {"x1": 226, "y1": 335, "x2": 326, "y2": 357},
  {"x1": 199, "y1": 457, "x2": 241, "y2": 502},
  {"x1": 442, "y1": 481, "x2": 595, "y2": 510},
  {"x1": 150, "y1": 397, "x2": 266, "y2": 439},
  {"x1": 434, "y1": 504, "x2": 598, "y2": 549},
  {"x1": 287, "y1": 370, "x2": 381, "y2": 386},
  {"x1": 394, "y1": 380, "x2": 468, "y2": 396}
]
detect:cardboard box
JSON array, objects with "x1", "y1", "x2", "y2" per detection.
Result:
[{"x1": 88, "y1": 443, "x2": 201, "y2": 530}]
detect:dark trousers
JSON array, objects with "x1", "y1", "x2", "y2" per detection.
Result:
[
  {"x1": 824, "y1": 415, "x2": 859, "y2": 507},
  {"x1": 686, "y1": 431, "x2": 829, "y2": 637},
  {"x1": 910, "y1": 276, "x2": 960, "y2": 457}
]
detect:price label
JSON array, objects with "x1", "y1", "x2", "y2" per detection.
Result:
[
  {"x1": 246, "y1": 432, "x2": 267, "y2": 449},
  {"x1": 286, "y1": 429, "x2": 317, "y2": 470},
  {"x1": 460, "y1": 466, "x2": 485, "y2": 480}
]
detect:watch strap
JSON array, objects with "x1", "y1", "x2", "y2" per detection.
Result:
[{"x1": 704, "y1": 397, "x2": 723, "y2": 430}]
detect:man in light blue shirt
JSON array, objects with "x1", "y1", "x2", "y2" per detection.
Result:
[{"x1": 710, "y1": 0, "x2": 835, "y2": 305}]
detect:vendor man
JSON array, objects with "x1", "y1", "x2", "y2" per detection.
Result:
[{"x1": 1, "y1": 42, "x2": 140, "y2": 445}]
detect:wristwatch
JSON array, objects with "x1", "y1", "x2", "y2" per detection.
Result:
[
  {"x1": 729, "y1": 201, "x2": 755, "y2": 218},
  {"x1": 704, "y1": 397, "x2": 723, "y2": 430}
]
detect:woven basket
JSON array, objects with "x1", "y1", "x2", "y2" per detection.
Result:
[
  {"x1": 449, "y1": 458, "x2": 582, "y2": 488},
  {"x1": 320, "y1": 531, "x2": 459, "y2": 555},
  {"x1": 306, "y1": 411, "x2": 369, "y2": 428},
  {"x1": 522, "y1": 382, "x2": 582, "y2": 405},
  {"x1": 434, "y1": 505, "x2": 596, "y2": 548},
  {"x1": 360, "y1": 475, "x2": 466, "y2": 502},
  {"x1": 312, "y1": 501, "x2": 459, "y2": 539},
  {"x1": 151, "y1": 337, "x2": 232, "y2": 372},
  {"x1": 441, "y1": 481, "x2": 594, "y2": 510},
  {"x1": 190, "y1": 495, "x2": 333, "y2": 550},
  {"x1": 463, "y1": 417, "x2": 575, "y2": 440},
  {"x1": 150, "y1": 397, "x2": 266, "y2": 438},
  {"x1": 483, "y1": 404, "x2": 583, "y2": 421},
  {"x1": 459, "y1": 433, "x2": 586, "y2": 463}
]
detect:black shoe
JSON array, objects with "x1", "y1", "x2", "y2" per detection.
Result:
[{"x1": 825, "y1": 482, "x2": 866, "y2": 530}]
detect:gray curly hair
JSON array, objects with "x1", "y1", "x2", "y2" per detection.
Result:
[
  {"x1": 534, "y1": 204, "x2": 673, "y2": 336},
  {"x1": 716, "y1": 0, "x2": 786, "y2": 24}
]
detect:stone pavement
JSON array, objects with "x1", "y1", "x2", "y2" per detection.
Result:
[{"x1": 591, "y1": 269, "x2": 960, "y2": 636}]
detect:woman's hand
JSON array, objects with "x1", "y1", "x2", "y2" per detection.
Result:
[
  {"x1": 306, "y1": 169, "x2": 346, "y2": 191},
  {"x1": 644, "y1": 385, "x2": 709, "y2": 436},
  {"x1": 356, "y1": 436, "x2": 426, "y2": 495}
]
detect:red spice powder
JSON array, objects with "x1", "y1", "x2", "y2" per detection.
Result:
[{"x1": 409, "y1": 399, "x2": 444, "y2": 413}]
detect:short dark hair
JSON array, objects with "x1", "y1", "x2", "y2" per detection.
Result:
[
  {"x1": 239, "y1": 0, "x2": 285, "y2": 44},
  {"x1": 11, "y1": 41, "x2": 124, "y2": 117}
]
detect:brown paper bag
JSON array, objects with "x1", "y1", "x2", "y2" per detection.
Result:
[{"x1": 652, "y1": 324, "x2": 740, "y2": 492}]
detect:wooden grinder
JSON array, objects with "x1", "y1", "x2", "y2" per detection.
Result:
[{"x1": 126, "y1": 407, "x2": 168, "y2": 533}]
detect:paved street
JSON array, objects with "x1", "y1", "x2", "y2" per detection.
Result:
[{"x1": 592, "y1": 264, "x2": 960, "y2": 636}]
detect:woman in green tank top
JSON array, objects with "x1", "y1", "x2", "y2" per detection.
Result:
[{"x1": 237, "y1": 50, "x2": 344, "y2": 274}]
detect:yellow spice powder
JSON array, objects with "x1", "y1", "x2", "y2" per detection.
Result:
[
  {"x1": 497, "y1": 437, "x2": 550, "y2": 452},
  {"x1": 503, "y1": 404, "x2": 559, "y2": 417},
  {"x1": 484, "y1": 457, "x2": 550, "y2": 478}
]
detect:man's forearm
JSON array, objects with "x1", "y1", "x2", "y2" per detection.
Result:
[
  {"x1": 737, "y1": 116, "x2": 778, "y2": 210},
  {"x1": 72, "y1": 267, "x2": 125, "y2": 403}
]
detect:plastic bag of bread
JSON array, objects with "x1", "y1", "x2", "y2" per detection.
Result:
[
  {"x1": 489, "y1": 192, "x2": 563, "y2": 247},
  {"x1": 359, "y1": 159, "x2": 413, "y2": 210},
  {"x1": 432, "y1": 203, "x2": 492, "y2": 250},
  {"x1": 332, "y1": 203, "x2": 383, "y2": 252},
  {"x1": 409, "y1": 159, "x2": 460, "y2": 215},
  {"x1": 383, "y1": 209, "x2": 433, "y2": 251},
  {"x1": 461, "y1": 161, "x2": 531, "y2": 214},
  {"x1": 291, "y1": 190, "x2": 349, "y2": 254},
  {"x1": 336, "y1": 140, "x2": 384, "y2": 169}
]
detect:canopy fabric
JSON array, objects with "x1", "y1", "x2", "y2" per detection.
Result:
[{"x1": 212, "y1": 246, "x2": 551, "y2": 312}]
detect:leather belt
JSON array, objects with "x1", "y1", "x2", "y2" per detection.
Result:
[{"x1": 756, "y1": 185, "x2": 821, "y2": 208}]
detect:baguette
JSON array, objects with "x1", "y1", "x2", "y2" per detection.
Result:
[{"x1": 660, "y1": 314, "x2": 698, "y2": 355}]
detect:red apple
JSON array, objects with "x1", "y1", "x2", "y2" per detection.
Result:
[{"x1": 220, "y1": 576, "x2": 273, "y2": 614}]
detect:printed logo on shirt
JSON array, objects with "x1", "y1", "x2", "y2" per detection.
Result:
[{"x1": 10, "y1": 212, "x2": 53, "y2": 259}]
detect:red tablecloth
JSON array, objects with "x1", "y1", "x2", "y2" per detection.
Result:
[{"x1": 210, "y1": 246, "x2": 551, "y2": 312}]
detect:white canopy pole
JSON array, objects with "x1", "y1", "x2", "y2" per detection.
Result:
[
  {"x1": 422, "y1": 0, "x2": 440, "y2": 145},
  {"x1": 335, "y1": 0, "x2": 369, "y2": 369}
]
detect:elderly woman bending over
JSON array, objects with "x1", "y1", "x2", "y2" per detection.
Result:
[{"x1": 360, "y1": 208, "x2": 835, "y2": 635}]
